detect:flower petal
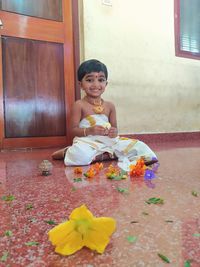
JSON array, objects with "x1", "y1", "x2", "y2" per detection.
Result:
[
  {"x1": 55, "y1": 231, "x2": 84, "y2": 255},
  {"x1": 83, "y1": 217, "x2": 116, "y2": 254},
  {"x1": 48, "y1": 220, "x2": 75, "y2": 246},
  {"x1": 92, "y1": 217, "x2": 116, "y2": 236},
  {"x1": 84, "y1": 229, "x2": 110, "y2": 254},
  {"x1": 69, "y1": 204, "x2": 94, "y2": 221}
]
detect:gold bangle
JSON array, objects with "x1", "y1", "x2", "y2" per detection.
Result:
[{"x1": 83, "y1": 128, "x2": 87, "y2": 137}]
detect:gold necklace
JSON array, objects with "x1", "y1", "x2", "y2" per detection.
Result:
[{"x1": 84, "y1": 97, "x2": 104, "y2": 114}]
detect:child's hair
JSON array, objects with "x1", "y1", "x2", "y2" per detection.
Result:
[{"x1": 77, "y1": 59, "x2": 108, "y2": 81}]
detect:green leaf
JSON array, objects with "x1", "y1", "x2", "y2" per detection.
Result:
[
  {"x1": 25, "y1": 241, "x2": 39, "y2": 246},
  {"x1": 191, "y1": 191, "x2": 198, "y2": 197},
  {"x1": 4, "y1": 230, "x2": 13, "y2": 237},
  {"x1": 146, "y1": 197, "x2": 164, "y2": 205},
  {"x1": 157, "y1": 253, "x2": 170, "y2": 263},
  {"x1": 127, "y1": 236, "x2": 137, "y2": 243},
  {"x1": 26, "y1": 204, "x2": 33, "y2": 210},
  {"x1": 116, "y1": 187, "x2": 129, "y2": 193},
  {"x1": 71, "y1": 186, "x2": 77, "y2": 191},
  {"x1": 108, "y1": 171, "x2": 128, "y2": 180},
  {"x1": 184, "y1": 260, "x2": 191, "y2": 267},
  {"x1": 73, "y1": 178, "x2": 82, "y2": 182},
  {"x1": 107, "y1": 173, "x2": 116, "y2": 179},
  {"x1": 120, "y1": 170, "x2": 127, "y2": 176},
  {"x1": 193, "y1": 233, "x2": 200, "y2": 237},
  {"x1": 142, "y1": 211, "x2": 149, "y2": 215},
  {"x1": 1, "y1": 195, "x2": 15, "y2": 201},
  {"x1": 0, "y1": 251, "x2": 9, "y2": 262},
  {"x1": 44, "y1": 220, "x2": 56, "y2": 225}
]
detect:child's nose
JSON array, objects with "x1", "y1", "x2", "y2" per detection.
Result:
[{"x1": 92, "y1": 80, "x2": 100, "y2": 87}]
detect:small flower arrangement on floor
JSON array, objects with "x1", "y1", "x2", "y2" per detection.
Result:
[{"x1": 72, "y1": 158, "x2": 158, "y2": 182}]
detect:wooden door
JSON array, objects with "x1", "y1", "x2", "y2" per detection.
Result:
[{"x1": 0, "y1": 0, "x2": 75, "y2": 149}]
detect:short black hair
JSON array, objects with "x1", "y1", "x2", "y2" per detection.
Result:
[{"x1": 77, "y1": 59, "x2": 108, "y2": 81}]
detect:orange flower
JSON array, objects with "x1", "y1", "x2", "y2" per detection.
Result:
[
  {"x1": 84, "y1": 163, "x2": 104, "y2": 178},
  {"x1": 93, "y1": 162, "x2": 104, "y2": 174},
  {"x1": 106, "y1": 164, "x2": 119, "y2": 178},
  {"x1": 129, "y1": 158, "x2": 146, "y2": 177},
  {"x1": 84, "y1": 167, "x2": 96, "y2": 178},
  {"x1": 108, "y1": 164, "x2": 119, "y2": 174},
  {"x1": 74, "y1": 167, "x2": 83, "y2": 175}
]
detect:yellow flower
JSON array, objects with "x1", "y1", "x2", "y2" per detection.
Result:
[
  {"x1": 48, "y1": 204, "x2": 116, "y2": 256},
  {"x1": 103, "y1": 122, "x2": 111, "y2": 129}
]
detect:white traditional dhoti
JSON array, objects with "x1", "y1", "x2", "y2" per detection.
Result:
[{"x1": 64, "y1": 114, "x2": 157, "y2": 171}]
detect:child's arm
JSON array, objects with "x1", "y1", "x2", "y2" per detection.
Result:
[
  {"x1": 109, "y1": 102, "x2": 117, "y2": 128},
  {"x1": 108, "y1": 102, "x2": 118, "y2": 138},
  {"x1": 70, "y1": 101, "x2": 84, "y2": 137}
]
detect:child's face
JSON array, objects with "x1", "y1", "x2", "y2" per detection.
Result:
[{"x1": 79, "y1": 71, "x2": 107, "y2": 98}]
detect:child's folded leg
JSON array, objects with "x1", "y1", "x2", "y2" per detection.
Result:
[{"x1": 64, "y1": 143, "x2": 97, "y2": 166}]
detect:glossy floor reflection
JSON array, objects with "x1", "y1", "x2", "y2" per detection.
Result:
[{"x1": 0, "y1": 139, "x2": 200, "y2": 267}]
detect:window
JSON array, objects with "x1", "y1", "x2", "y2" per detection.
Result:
[{"x1": 174, "y1": 0, "x2": 200, "y2": 60}]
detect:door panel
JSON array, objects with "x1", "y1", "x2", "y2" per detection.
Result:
[
  {"x1": 3, "y1": 36, "x2": 66, "y2": 138},
  {"x1": 0, "y1": 0, "x2": 75, "y2": 149},
  {"x1": 0, "y1": 12, "x2": 64, "y2": 43},
  {"x1": 1, "y1": 0, "x2": 62, "y2": 21}
]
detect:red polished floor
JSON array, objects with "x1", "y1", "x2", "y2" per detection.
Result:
[{"x1": 0, "y1": 139, "x2": 200, "y2": 267}]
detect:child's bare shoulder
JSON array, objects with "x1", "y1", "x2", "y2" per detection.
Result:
[
  {"x1": 104, "y1": 100, "x2": 116, "y2": 109},
  {"x1": 73, "y1": 99, "x2": 85, "y2": 108}
]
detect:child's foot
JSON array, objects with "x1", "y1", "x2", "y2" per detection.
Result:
[
  {"x1": 93, "y1": 152, "x2": 117, "y2": 163},
  {"x1": 52, "y1": 147, "x2": 68, "y2": 160},
  {"x1": 142, "y1": 156, "x2": 158, "y2": 166}
]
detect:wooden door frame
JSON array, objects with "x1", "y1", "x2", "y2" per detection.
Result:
[
  {"x1": 72, "y1": 0, "x2": 81, "y2": 100},
  {"x1": 0, "y1": 40, "x2": 4, "y2": 149},
  {"x1": 0, "y1": 0, "x2": 80, "y2": 149}
]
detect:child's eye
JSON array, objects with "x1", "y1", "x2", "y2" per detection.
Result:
[
  {"x1": 85, "y1": 79, "x2": 93, "y2": 82},
  {"x1": 99, "y1": 78, "x2": 106, "y2": 82}
]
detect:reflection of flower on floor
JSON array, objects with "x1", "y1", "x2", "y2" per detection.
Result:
[
  {"x1": 73, "y1": 167, "x2": 83, "y2": 175},
  {"x1": 48, "y1": 204, "x2": 116, "y2": 256}
]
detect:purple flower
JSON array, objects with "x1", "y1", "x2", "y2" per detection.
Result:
[
  {"x1": 144, "y1": 169, "x2": 156, "y2": 180},
  {"x1": 152, "y1": 161, "x2": 160, "y2": 172}
]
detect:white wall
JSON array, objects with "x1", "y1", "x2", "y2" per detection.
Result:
[{"x1": 79, "y1": 0, "x2": 200, "y2": 134}]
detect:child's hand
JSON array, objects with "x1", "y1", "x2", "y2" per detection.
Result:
[
  {"x1": 108, "y1": 127, "x2": 118, "y2": 138},
  {"x1": 90, "y1": 125, "x2": 107, "y2": 136}
]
